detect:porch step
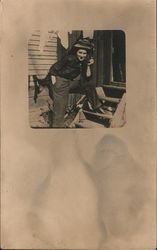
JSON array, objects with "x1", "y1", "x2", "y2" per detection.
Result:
[
  {"x1": 102, "y1": 84, "x2": 126, "y2": 91},
  {"x1": 96, "y1": 87, "x2": 121, "y2": 103},
  {"x1": 104, "y1": 96, "x2": 121, "y2": 103},
  {"x1": 82, "y1": 109, "x2": 113, "y2": 119}
]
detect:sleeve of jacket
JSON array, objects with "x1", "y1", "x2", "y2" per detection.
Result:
[{"x1": 49, "y1": 55, "x2": 71, "y2": 76}]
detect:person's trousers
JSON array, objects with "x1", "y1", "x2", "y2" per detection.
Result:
[{"x1": 52, "y1": 76, "x2": 101, "y2": 128}]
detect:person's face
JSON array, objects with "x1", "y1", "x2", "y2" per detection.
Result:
[{"x1": 76, "y1": 49, "x2": 87, "y2": 61}]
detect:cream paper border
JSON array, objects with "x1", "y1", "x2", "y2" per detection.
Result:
[{"x1": 1, "y1": 0, "x2": 156, "y2": 249}]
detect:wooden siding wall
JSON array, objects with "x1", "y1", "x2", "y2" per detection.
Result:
[{"x1": 28, "y1": 30, "x2": 57, "y2": 85}]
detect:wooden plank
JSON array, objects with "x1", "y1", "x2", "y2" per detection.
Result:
[
  {"x1": 28, "y1": 63, "x2": 53, "y2": 66},
  {"x1": 28, "y1": 57, "x2": 57, "y2": 61},
  {"x1": 28, "y1": 43, "x2": 39, "y2": 47},
  {"x1": 110, "y1": 81, "x2": 126, "y2": 88},
  {"x1": 28, "y1": 61, "x2": 56, "y2": 67},
  {"x1": 28, "y1": 53, "x2": 57, "y2": 56},
  {"x1": 47, "y1": 40, "x2": 57, "y2": 43},
  {"x1": 28, "y1": 41, "x2": 57, "y2": 46},
  {"x1": 31, "y1": 34, "x2": 40, "y2": 37},
  {"x1": 102, "y1": 84, "x2": 126, "y2": 90},
  {"x1": 29, "y1": 73, "x2": 49, "y2": 78},
  {"x1": 28, "y1": 49, "x2": 57, "y2": 55},
  {"x1": 31, "y1": 30, "x2": 56, "y2": 34},
  {"x1": 28, "y1": 60, "x2": 56, "y2": 66},
  {"x1": 69, "y1": 110, "x2": 82, "y2": 128},
  {"x1": 28, "y1": 69, "x2": 50, "y2": 75},
  {"x1": 28, "y1": 64, "x2": 51, "y2": 72},
  {"x1": 28, "y1": 49, "x2": 40, "y2": 52},
  {"x1": 28, "y1": 45, "x2": 57, "y2": 51},
  {"x1": 28, "y1": 30, "x2": 55, "y2": 36},
  {"x1": 28, "y1": 39, "x2": 40, "y2": 43},
  {"x1": 28, "y1": 60, "x2": 56, "y2": 67},
  {"x1": 43, "y1": 49, "x2": 57, "y2": 52},
  {"x1": 48, "y1": 31, "x2": 57, "y2": 34},
  {"x1": 110, "y1": 93, "x2": 126, "y2": 128},
  {"x1": 82, "y1": 109, "x2": 113, "y2": 119},
  {"x1": 44, "y1": 45, "x2": 57, "y2": 48},
  {"x1": 28, "y1": 54, "x2": 57, "y2": 58},
  {"x1": 28, "y1": 65, "x2": 56, "y2": 72},
  {"x1": 29, "y1": 37, "x2": 57, "y2": 42},
  {"x1": 104, "y1": 96, "x2": 120, "y2": 103},
  {"x1": 96, "y1": 87, "x2": 120, "y2": 103},
  {"x1": 28, "y1": 59, "x2": 56, "y2": 65},
  {"x1": 96, "y1": 87, "x2": 106, "y2": 100},
  {"x1": 28, "y1": 64, "x2": 52, "y2": 70},
  {"x1": 28, "y1": 55, "x2": 57, "y2": 58},
  {"x1": 47, "y1": 38, "x2": 57, "y2": 42},
  {"x1": 28, "y1": 69, "x2": 49, "y2": 75},
  {"x1": 30, "y1": 32, "x2": 57, "y2": 38}
]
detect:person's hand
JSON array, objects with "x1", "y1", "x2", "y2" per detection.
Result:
[
  {"x1": 51, "y1": 75, "x2": 56, "y2": 85},
  {"x1": 88, "y1": 58, "x2": 94, "y2": 65}
]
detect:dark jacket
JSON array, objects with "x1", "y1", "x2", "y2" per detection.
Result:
[{"x1": 49, "y1": 54, "x2": 91, "y2": 81}]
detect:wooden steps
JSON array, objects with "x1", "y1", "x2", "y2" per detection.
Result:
[
  {"x1": 110, "y1": 93, "x2": 126, "y2": 128},
  {"x1": 69, "y1": 109, "x2": 107, "y2": 128},
  {"x1": 103, "y1": 84, "x2": 126, "y2": 91},
  {"x1": 82, "y1": 109, "x2": 113, "y2": 119},
  {"x1": 69, "y1": 89, "x2": 126, "y2": 128},
  {"x1": 96, "y1": 87, "x2": 121, "y2": 103}
]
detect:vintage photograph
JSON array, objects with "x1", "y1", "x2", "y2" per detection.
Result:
[
  {"x1": 28, "y1": 30, "x2": 126, "y2": 128},
  {"x1": 2, "y1": 0, "x2": 156, "y2": 249}
]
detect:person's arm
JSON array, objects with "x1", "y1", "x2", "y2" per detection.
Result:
[
  {"x1": 86, "y1": 65, "x2": 92, "y2": 77},
  {"x1": 51, "y1": 75, "x2": 56, "y2": 85},
  {"x1": 86, "y1": 58, "x2": 94, "y2": 78}
]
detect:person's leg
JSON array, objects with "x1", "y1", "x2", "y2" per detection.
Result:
[
  {"x1": 53, "y1": 77, "x2": 70, "y2": 128},
  {"x1": 69, "y1": 79, "x2": 81, "y2": 93},
  {"x1": 84, "y1": 86, "x2": 102, "y2": 110},
  {"x1": 69, "y1": 79, "x2": 103, "y2": 110}
]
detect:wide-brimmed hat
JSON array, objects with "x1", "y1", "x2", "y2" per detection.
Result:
[{"x1": 74, "y1": 38, "x2": 94, "y2": 50}]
